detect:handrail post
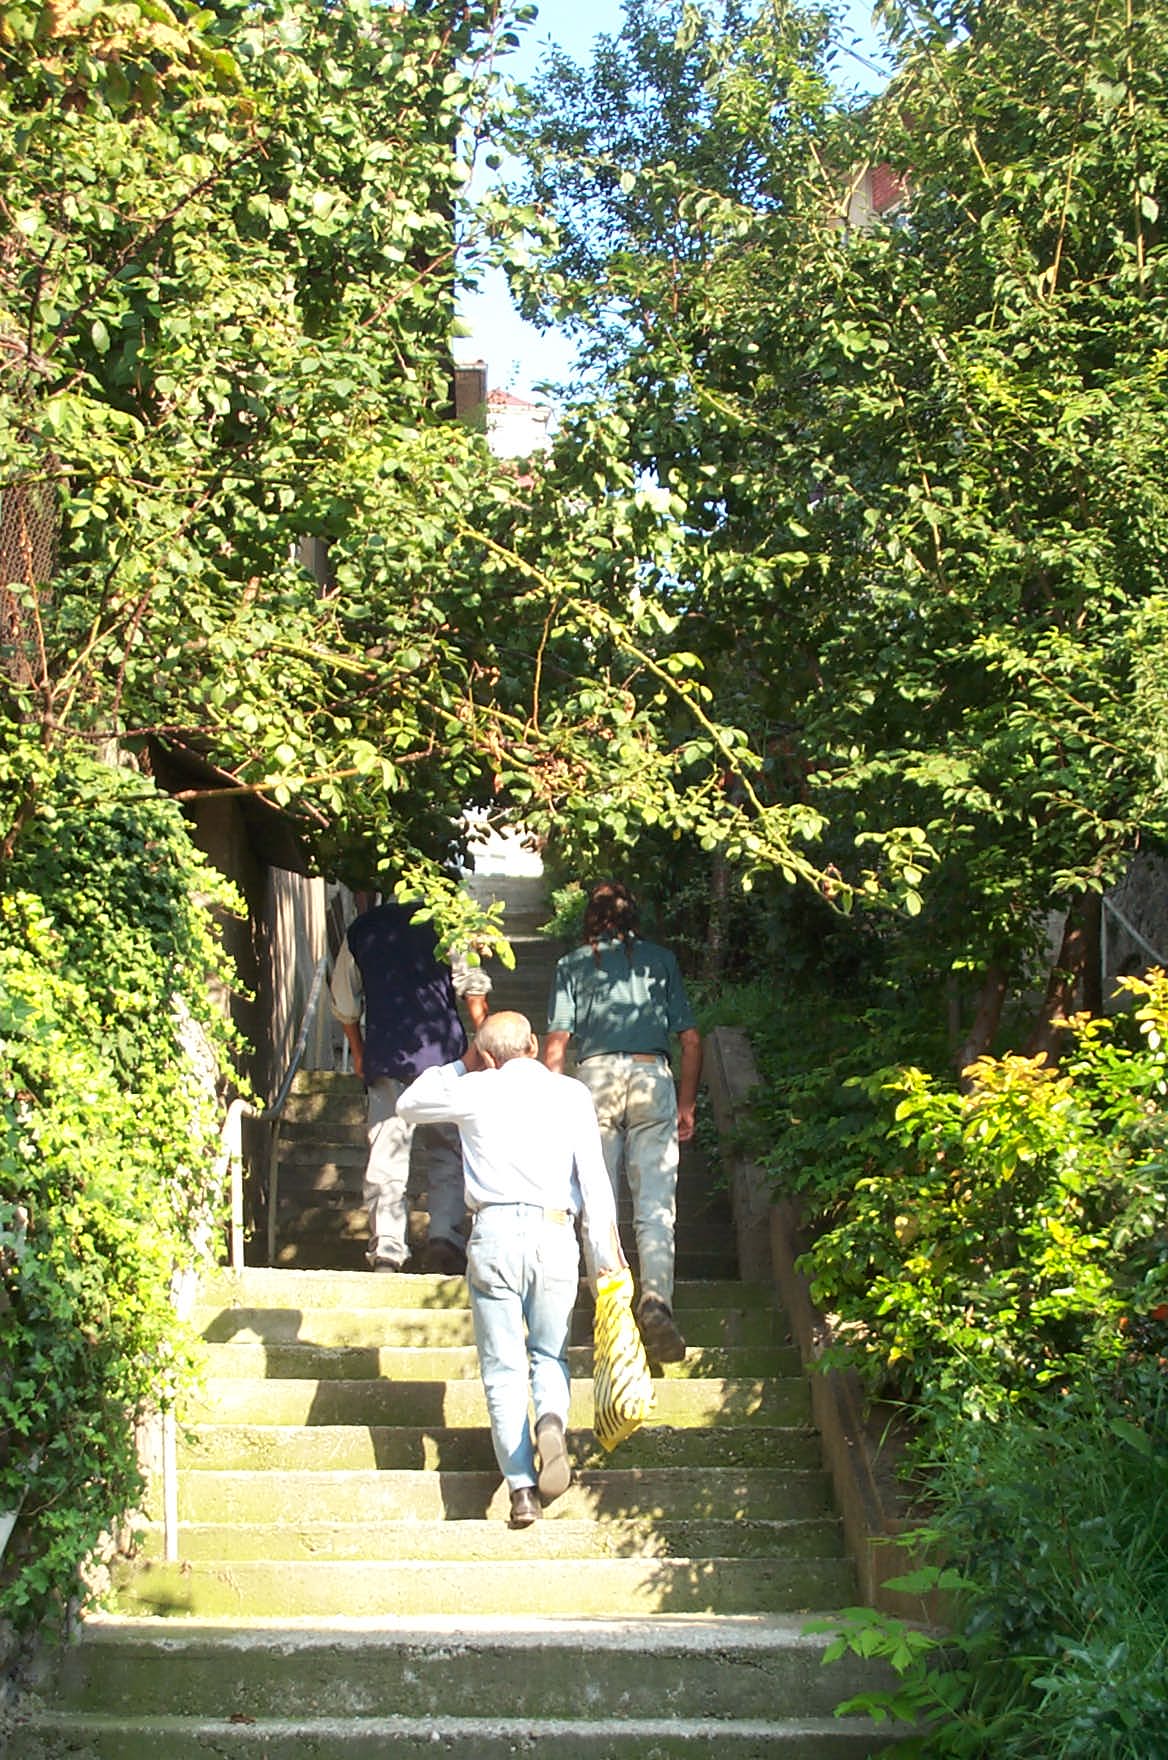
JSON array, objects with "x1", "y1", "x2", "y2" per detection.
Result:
[
  {"x1": 266, "y1": 1119, "x2": 283, "y2": 1269},
  {"x1": 230, "y1": 1118, "x2": 245, "y2": 1274},
  {"x1": 162, "y1": 1411, "x2": 179, "y2": 1563}
]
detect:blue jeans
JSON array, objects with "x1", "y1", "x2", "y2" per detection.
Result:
[{"x1": 466, "y1": 1203, "x2": 580, "y2": 1491}]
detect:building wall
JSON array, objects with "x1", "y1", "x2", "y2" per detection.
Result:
[{"x1": 1104, "y1": 853, "x2": 1168, "y2": 997}]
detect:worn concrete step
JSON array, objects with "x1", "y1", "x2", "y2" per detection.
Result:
[
  {"x1": 184, "y1": 1375, "x2": 812, "y2": 1429},
  {"x1": 270, "y1": 1159, "x2": 731, "y2": 1214},
  {"x1": 270, "y1": 1200, "x2": 737, "y2": 1255},
  {"x1": 276, "y1": 1147, "x2": 368, "y2": 1178},
  {"x1": 180, "y1": 1423, "x2": 824, "y2": 1473},
  {"x1": 109, "y1": 1553, "x2": 857, "y2": 1619},
  {"x1": 193, "y1": 1303, "x2": 789, "y2": 1350},
  {"x1": 7, "y1": 1710, "x2": 898, "y2": 1757},
  {"x1": 155, "y1": 1467, "x2": 835, "y2": 1526},
  {"x1": 40, "y1": 1615, "x2": 892, "y2": 1723},
  {"x1": 136, "y1": 1515, "x2": 844, "y2": 1563},
  {"x1": 198, "y1": 1341, "x2": 800, "y2": 1382},
  {"x1": 278, "y1": 1117, "x2": 373, "y2": 1147},
  {"x1": 200, "y1": 1269, "x2": 775, "y2": 1312},
  {"x1": 271, "y1": 1234, "x2": 742, "y2": 1279},
  {"x1": 269, "y1": 1190, "x2": 733, "y2": 1225}
]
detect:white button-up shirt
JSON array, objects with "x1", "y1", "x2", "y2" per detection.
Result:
[{"x1": 396, "y1": 1055, "x2": 624, "y2": 1275}]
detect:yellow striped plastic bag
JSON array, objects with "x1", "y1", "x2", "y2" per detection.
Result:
[{"x1": 592, "y1": 1269, "x2": 655, "y2": 1452}]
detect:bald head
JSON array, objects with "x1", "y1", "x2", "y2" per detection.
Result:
[{"x1": 475, "y1": 1010, "x2": 538, "y2": 1066}]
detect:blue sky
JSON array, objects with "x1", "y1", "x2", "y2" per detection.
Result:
[{"x1": 455, "y1": 0, "x2": 891, "y2": 400}]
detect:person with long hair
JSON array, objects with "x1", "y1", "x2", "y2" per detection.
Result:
[{"x1": 543, "y1": 880, "x2": 702, "y2": 1365}]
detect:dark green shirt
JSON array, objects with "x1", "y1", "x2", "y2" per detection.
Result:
[{"x1": 546, "y1": 936, "x2": 696, "y2": 1061}]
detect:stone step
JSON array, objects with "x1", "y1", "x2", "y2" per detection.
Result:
[
  {"x1": 269, "y1": 1195, "x2": 737, "y2": 1251},
  {"x1": 8, "y1": 1710, "x2": 898, "y2": 1757},
  {"x1": 270, "y1": 1158, "x2": 730, "y2": 1213},
  {"x1": 154, "y1": 1467, "x2": 835, "y2": 1525},
  {"x1": 194, "y1": 1304, "x2": 789, "y2": 1349},
  {"x1": 196, "y1": 1341, "x2": 798, "y2": 1382},
  {"x1": 184, "y1": 1376, "x2": 812, "y2": 1429},
  {"x1": 108, "y1": 1554, "x2": 857, "y2": 1619},
  {"x1": 136, "y1": 1515, "x2": 845, "y2": 1563},
  {"x1": 270, "y1": 1235, "x2": 742, "y2": 1279},
  {"x1": 40, "y1": 1615, "x2": 891, "y2": 1723},
  {"x1": 199, "y1": 1269, "x2": 775, "y2": 1312},
  {"x1": 278, "y1": 1095, "x2": 368, "y2": 1126},
  {"x1": 180, "y1": 1423, "x2": 824, "y2": 1474}
]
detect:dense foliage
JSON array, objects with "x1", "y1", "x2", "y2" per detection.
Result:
[
  {"x1": 0, "y1": 761, "x2": 242, "y2": 1626},
  {"x1": 826, "y1": 1351, "x2": 1168, "y2": 1757},
  {"x1": 516, "y1": 1, "x2": 1168, "y2": 1750},
  {"x1": 516, "y1": 0, "x2": 1168, "y2": 1055},
  {"x1": 0, "y1": 0, "x2": 838, "y2": 953}
]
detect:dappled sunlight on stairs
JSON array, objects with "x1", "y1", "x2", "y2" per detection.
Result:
[{"x1": 9, "y1": 873, "x2": 904, "y2": 1754}]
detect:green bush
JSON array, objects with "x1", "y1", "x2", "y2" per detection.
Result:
[
  {"x1": 827, "y1": 1355, "x2": 1168, "y2": 1758},
  {"x1": 0, "y1": 762, "x2": 243, "y2": 1627},
  {"x1": 699, "y1": 973, "x2": 951, "y2": 1215},
  {"x1": 801, "y1": 975, "x2": 1168, "y2": 1425},
  {"x1": 718, "y1": 957, "x2": 1168, "y2": 1754}
]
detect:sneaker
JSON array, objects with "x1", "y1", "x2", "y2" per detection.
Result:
[
  {"x1": 370, "y1": 1258, "x2": 406, "y2": 1274},
  {"x1": 535, "y1": 1413, "x2": 571, "y2": 1504},
  {"x1": 637, "y1": 1296, "x2": 687, "y2": 1364}
]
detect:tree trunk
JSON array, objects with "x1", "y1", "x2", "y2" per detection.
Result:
[
  {"x1": 1079, "y1": 892, "x2": 1103, "y2": 1017},
  {"x1": 1026, "y1": 897, "x2": 1095, "y2": 1066},
  {"x1": 956, "y1": 963, "x2": 1008, "y2": 1087}
]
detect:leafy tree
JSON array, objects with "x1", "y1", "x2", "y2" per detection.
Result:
[
  {"x1": 514, "y1": 0, "x2": 1168, "y2": 1060},
  {"x1": 0, "y1": 0, "x2": 837, "y2": 958}
]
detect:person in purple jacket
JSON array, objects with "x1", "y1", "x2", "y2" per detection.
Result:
[{"x1": 329, "y1": 894, "x2": 491, "y2": 1274}]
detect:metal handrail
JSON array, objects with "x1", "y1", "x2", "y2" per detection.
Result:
[
  {"x1": 161, "y1": 955, "x2": 331, "y2": 1566},
  {"x1": 1102, "y1": 895, "x2": 1168, "y2": 977},
  {"x1": 215, "y1": 953, "x2": 330, "y2": 1274}
]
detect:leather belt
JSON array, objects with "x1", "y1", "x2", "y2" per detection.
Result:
[
  {"x1": 471, "y1": 1203, "x2": 571, "y2": 1224},
  {"x1": 581, "y1": 1052, "x2": 664, "y2": 1063}
]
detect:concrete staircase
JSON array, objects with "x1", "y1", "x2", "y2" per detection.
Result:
[
  {"x1": 8, "y1": 872, "x2": 902, "y2": 1754},
  {"x1": 11, "y1": 1262, "x2": 898, "y2": 1755}
]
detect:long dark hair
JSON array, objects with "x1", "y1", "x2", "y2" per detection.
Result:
[{"x1": 583, "y1": 880, "x2": 638, "y2": 965}]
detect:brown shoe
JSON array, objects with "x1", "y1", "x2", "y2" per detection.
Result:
[
  {"x1": 637, "y1": 1297, "x2": 687, "y2": 1365},
  {"x1": 424, "y1": 1238, "x2": 467, "y2": 1277},
  {"x1": 508, "y1": 1485, "x2": 541, "y2": 1528},
  {"x1": 535, "y1": 1414, "x2": 571, "y2": 1504}
]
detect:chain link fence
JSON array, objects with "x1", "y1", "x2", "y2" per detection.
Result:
[{"x1": 0, "y1": 334, "x2": 58, "y2": 683}]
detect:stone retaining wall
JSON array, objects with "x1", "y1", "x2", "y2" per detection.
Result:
[{"x1": 705, "y1": 1025, "x2": 941, "y2": 1626}]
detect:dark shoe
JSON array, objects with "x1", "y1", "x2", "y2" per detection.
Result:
[
  {"x1": 535, "y1": 1414, "x2": 571, "y2": 1504},
  {"x1": 370, "y1": 1258, "x2": 405, "y2": 1274},
  {"x1": 508, "y1": 1485, "x2": 541, "y2": 1528},
  {"x1": 637, "y1": 1297, "x2": 687, "y2": 1364},
  {"x1": 424, "y1": 1238, "x2": 467, "y2": 1276}
]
